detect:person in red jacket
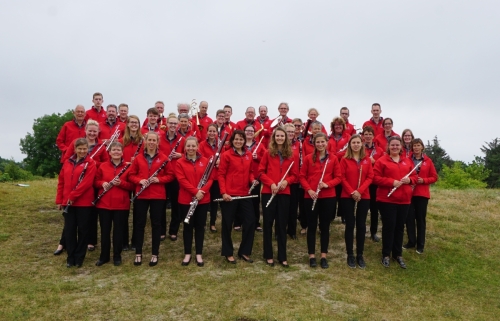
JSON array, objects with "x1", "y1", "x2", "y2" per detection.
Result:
[
  {"x1": 128, "y1": 132, "x2": 175, "y2": 267},
  {"x1": 258, "y1": 127, "x2": 297, "y2": 267},
  {"x1": 198, "y1": 123, "x2": 224, "y2": 233},
  {"x1": 362, "y1": 103, "x2": 384, "y2": 137},
  {"x1": 362, "y1": 126, "x2": 384, "y2": 242},
  {"x1": 299, "y1": 133, "x2": 341, "y2": 269},
  {"x1": 302, "y1": 121, "x2": 324, "y2": 156},
  {"x1": 178, "y1": 113, "x2": 200, "y2": 141},
  {"x1": 176, "y1": 137, "x2": 214, "y2": 267},
  {"x1": 306, "y1": 108, "x2": 328, "y2": 135},
  {"x1": 404, "y1": 138, "x2": 438, "y2": 254},
  {"x1": 340, "y1": 107, "x2": 357, "y2": 136},
  {"x1": 117, "y1": 103, "x2": 129, "y2": 123},
  {"x1": 218, "y1": 130, "x2": 258, "y2": 264},
  {"x1": 401, "y1": 129, "x2": 414, "y2": 159},
  {"x1": 236, "y1": 107, "x2": 264, "y2": 143},
  {"x1": 94, "y1": 142, "x2": 134, "y2": 266},
  {"x1": 56, "y1": 138, "x2": 97, "y2": 268},
  {"x1": 99, "y1": 104, "x2": 126, "y2": 142},
  {"x1": 142, "y1": 101, "x2": 167, "y2": 129},
  {"x1": 374, "y1": 136, "x2": 417, "y2": 269},
  {"x1": 191, "y1": 100, "x2": 213, "y2": 141},
  {"x1": 141, "y1": 107, "x2": 163, "y2": 139},
  {"x1": 374, "y1": 117, "x2": 399, "y2": 152},
  {"x1": 56, "y1": 105, "x2": 86, "y2": 158},
  {"x1": 255, "y1": 105, "x2": 273, "y2": 149},
  {"x1": 270, "y1": 102, "x2": 293, "y2": 130},
  {"x1": 85, "y1": 92, "x2": 107, "y2": 123},
  {"x1": 340, "y1": 135, "x2": 374, "y2": 269},
  {"x1": 214, "y1": 109, "x2": 232, "y2": 147}
]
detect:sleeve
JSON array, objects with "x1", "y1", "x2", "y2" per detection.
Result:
[
  {"x1": 158, "y1": 160, "x2": 175, "y2": 184},
  {"x1": 94, "y1": 165, "x2": 105, "y2": 190},
  {"x1": 55, "y1": 124, "x2": 68, "y2": 153},
  {"x1": 258, "y1": 152, "x2": 273, "y2": 187},
  {"x1": 117, "y1": 166, "x2": 135, "y2": 191},
  {"x1": 175, "y1": 160, "x2": 199, "y2": 197},
  {"x1": 55, "y1": 165, "x2": 65, "y2": 204},
  {"x1": 217, "y1": 154, "x2": 228, "y2": 194},
  {"x1": 358, "y1": 162, "x2": 374, "y2": 194},
  {"x1": 285, "y1": 158, "x2": 297, "y2": 185},
  {"x1": 299, "y1": 157, "x2": 312, "y2": 191},
  {"x1": 68, "y1": 161, "x2": 97, "y2": 201},
  {"x1": 373, "y1": 158, "x2": 395, "y2": 187},
  {"x1": 324, "y1": 156, "x2": 342, "y2": 189},
  {"x1": 127, "y1": 158, "x2": 142, "y2": 185},
  {"x1": 340, "y1": 159, "x2": 356, "y2": 195},
  {"x1": 422, "y1": 160, "x2": 438, "y2": 185},
  {"x1": 62, "y1": 141, "x2": 75, "y2": 164}
]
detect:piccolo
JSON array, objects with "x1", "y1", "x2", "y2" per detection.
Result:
[
  {"x1": 213, "y1": 195, "x2": 258, "y2": 202},
  {"x1": 353, "y1": 166, "x2": 363, "y2": 215},
  {"x1": 63, "y1": 162, "x2": 89, "y2": 214},
  {"x1": 387, "y1": 160, "x2": 422, "y2": 197},
  {"x1": 312, "y1": 158, "x2": 329, "y2": 210},
  {"x1": 92, "y1": 163, "x2": 131, "y2": 205},
  {"x1": 266, "y1": 161, "x2": 294, "y2": 208}
]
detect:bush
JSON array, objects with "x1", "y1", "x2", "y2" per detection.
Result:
[
  {"x1": 0, "y1": 172, "x2": 11, "y2": 182},
  {"x1": 436, "y1": 162, "x2": 487, "y2": 189}
]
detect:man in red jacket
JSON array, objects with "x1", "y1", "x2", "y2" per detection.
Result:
[
  {"x1": 99, "y1": 104, "x2": 126, "y2": 141},
  {"x1": 340, "y1": 107, "x2": 357, "y2": 136},
  {"x1": 362, "y1": 103, "x2": 384, "y2": 137},
  {"x1": 85, "y1": 92, "x2": 107, "y2": 123},
  {"x1": 256, "y1": 105, "x2": 273, "y2": 148},
  {"x1": 191, "y1": 100, "x2": 213, "y2": 141},
  {"x1": 118, "y1": 103, "x2": 129, "y2": 123},
  {"x1": 56, "y1": 105, "x2": 87, "y2": 158}
]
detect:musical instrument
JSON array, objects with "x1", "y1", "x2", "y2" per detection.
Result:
[
  {"x1": 301, "y1": 119, "x2": 312, "y2": 141},
  {"x1": 312, "y1": 158, "x2": 329, "y2": 210},
  {"x1": 266, "y1": 161, "x2": 294, "y2": 208},
  {"x1": 254, "y1": 123, "x2": 264, "y2": 138},
  {"x1": 248, "y1": 173, "x2": 261, "y2": 194},
  {"x1": 159, "y1": 113, "x2": 166, "y2": 131},
  {"x1": 130, "y1": 137, "x2": 183, "y2": 202},
  {"x1": 299, "y1": 140, "x2": 303, "y2": 168},
  {"x1": 353, "y1": 167, "x2": 362, "y2": 214},
  {"x1": 214, "y1": 195, "x2": 258, "y2": 202},
  {"x1": 191, "y1": 99, "x2": 203, "y2": 131},
  {"x1": 270, "y1": 115, "x2": 283, "y2": 128},
  {"x1": 338, "y1": 142, "x2": 349, "y2": 153},
  {"x1": 252, "y1": 136, "x2": 264, "y2": 157},
  {"x1": 92, "y1": 163, "x2": 131, "y2": 205},
  {"x1": 63, "y1": 162, "x2": 89, "y2": 214},
  {"x1": 184, "y1": 132, "x2": 228, "y2": 224},
  {"x1": 387, "y1": 160, "x2": 422, "y2": 197}
]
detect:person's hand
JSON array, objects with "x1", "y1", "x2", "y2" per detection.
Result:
[
  {"x1": 417, "y1": 177, "x2": 424, "y2": 184},
  {"x1": 351, "y1": 190, "x2": 361, "y2": 201},
  {"x1": 111, "y1": 178, "x2": 121, "y2": 186},
  {"x1": 222, "y1": 193, "x2": 232, "y2": 201},
  {"x1": 195, "y1": 190, "x2": 205, "y2": 201},
  {"x1": 278, "y1": 180, "x2": 288, "y2": 191},
  {"x1": 271, "y1": 183, "x2": 279, "y2": 194},
  {"x1": 401, "y1": 177, "x2": 410, "y2": 185},
  {"x1": 308, "y1": 189, "x2": 318, "y2": 200},
  {"x1": 140, "y1": 179, "x2": 150, "y2": 187},
  {"x1": 393, "y1": 180, "x2": 403, "y2": 188},
  {"x1": 149, "y1": 177, "x2": 159, "y2": 184},
  {"x1": 102, "y1": 182, "x2": 111, "y2": 190},
  {"x1": 318, "y1": 182, "x2": 328, "y2": 189}
]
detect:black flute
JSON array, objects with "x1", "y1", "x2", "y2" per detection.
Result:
[{"x1": 63, "y1": 162, "x2": 89, "y2": 214}]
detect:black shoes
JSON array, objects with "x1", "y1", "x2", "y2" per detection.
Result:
[
  {"x1": 54, "y1": 247, "x2": 64, "y2": 255},
  {"x1": 95, "y1": 260, "x2": 109, "y2": 266},
  {"x1": 279, "y1": 261, "x2": 289, "y2": 268},
  {"x1": 393, "y1": 256, "x2": 407, "y2": 269},
  {"x1": 87, "y1": 245, "x2": 95, "y2": 251},
  {"x1": 181, "y1": 256, "x2": 192, "y2": 266},
  {"x1": 266, "y1": 260, "x2": 275, "y2": 267},
  {"x1": 347, "y1": 255, "x2": 356, "y2": 269},
  {"x1": 113, "y1": 260, "x2": 122, "y2": 266},
  {"x1": 134, "y1": 255, "x2": 142, "y2": 266},
  {"x1": 320, "y1": 258, "x2": 328, "y2": 269},
  {"x1": 225, "y1": 256, "x2": 236, "y2": 264},
  {"x1": 149, "y1": 255, "x2": 158, "y2": 267},
  {"x1": 66, "y1": 262, "x2": 74, "y2": 268},
  {"x1": 289, "y1": 235, "x2": 297, "y2": 240},
  {"x1": 122, "y1": 245, "x2": 130, "y2": 251},
  {"x1": 381, "y1": 256, "x2": 390, "y2": 268},
  {"x1": 309, "y1": 258, "x2": 317, "y2": 268},
  {"x1": 356, "y1": 255, "x2": 366, "y2": 269},
  {"x1": 210, "y1": 226, "x2": 217, "y2": 233},
  {"x1": 160, "y1": 235, "x2": 166, "y2": 242},
  {"x1": 238, "y1": 255, "x2": 253, "y2": 263},
  {"x1": 416, "y1": 248, "x2": 424, "y2": 254},
  {"x1": 371, "y1": 234, "x2": 380, "y2": 242},
  {"x1": 196, "y1": 260, "x2": 204, "y2": 267},
  {"x1": 402, "y1": 243, "x2": 415, "y2": 250}
]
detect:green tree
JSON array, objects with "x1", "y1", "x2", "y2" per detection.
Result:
[
  {"x1": 436, "y1": 162, "x2": 487, "y2": 189},
  {"x1": 425, "y1": 136, "x2": 453, "y2": 173},
  {"x1": 480, "y1": 138, "x2": 500, "y2": 188},
  {"x1": 19, "y1": 110, "x2": 73, "y2": 177}
]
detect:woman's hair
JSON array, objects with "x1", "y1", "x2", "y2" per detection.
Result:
[
  {"x1": 310, "y1": 121, "x2": 322, "y2": 130},
  {"x1": 307, "y1": 108, "x2": 320, "y2": 116},
  {"x1": 145, "y1": 131, "x2": 159, "y2": 144},
  {"x1": 184, "y1": 136, "x2": 199, "y2": 150},
  {"x1": 330, "y1": 117, "x2": 345, "y2": 132},
  {"x1": 108, "y1": 141, "x2": 123, "y2": 151},
  {"x1": 283, "y1": 123, "x2": 295, "y2": 132},
  {"x1": 344, "y1": 134, "x2": 366, "y2": 159},
  {"x1": 86, "y1": 119, "x2": 100, "y2": 130},
  {"x1": 74, "y1": 138, "x2": 88, "y2": 149},
  {"x1": 229, "y1": 130, "x2": 245, "y2": 148},
  {"x1": 268, "y1": 127, "x2": 292, "y2": 158},
  {"x1": 178, "y1": 113, "x2": 190, "y2": 121},
  {"x1": 312, "y1": 132, "x2": 328, "y2": 163},
  {"x1": 207, "y1": 123, "x2": 218, "y2": 133},
  {"x1": 123, "y1": 115, "x2": 144, "y2": 146},
  {"x1": 411, "y1": 138, "x2": 424, "y2": 151},
  {"x1": 386, "y1": 136, "x2": 403, "y2": 155}
]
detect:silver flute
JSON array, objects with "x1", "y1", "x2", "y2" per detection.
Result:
[
  {"x1": 387, "y1": 160, "x2": 423, "y2": 197},
  {"x1": 312, "y1": 158, "x2": 329, "y2": 210},
  {"x1": 265, "y1": 161, "x2": 294, "y2": 208},
  {"x1": 213, "y1": 195, "x2": 258, "y2": 202}
]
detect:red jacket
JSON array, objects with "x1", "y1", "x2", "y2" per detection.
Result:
[
  {"x1": 99, "y1": 120, "x2": 126, "y2": 140},
  {"x1": 255, "y1": 116, "x2": 273, "y2": 150},
  {"x1": 127, "y1": 151, "x2": 175, "y2": 200},
  {"x1": 340, "y1": 156, "x2": 374, "y2": 199},
  {"x1": 56, "y1": 120, "x2": 86, "y2": 155},
  {"x1": 291, "y1": 139, "x2": 302, "y2": 182},
  {"x1": 327, "y1": 132, "x2": 351, "y2": 155},
  {"x1": 412, "y1": 155, "x2": 438, "y2": 199},
  {"x1": 218, "y1": 148, "x2": 255, "y2": 196},
  {"x1": 142, "y1": 115, "x2": 167, "y2": 129},
  {"x1": 63, "y1": 138, "x2": 109, "y2": 166},
  {"x1": 402, "y1": 145, "x2": 413, "y2": 159},
  {"x1": 345, "y1": 121, "x2": 357, "y2": 136},
  {"x1": 140, "y1": 124, "x2": 164, "y2": 141},
  {"x1": 85, "y1": 106, "x2": 107, "y2": 123},
  {"x1": 303, "y1": 136, "x2": 315, "y2": 156},
  {"x1": 158, "y1": 133, "x2": 185, "y2": 172},
  {"x1": 121, "y1": 139, "x2": 144, "y2": 163},
  {"x1": 258, "y1": 150, "x2": 297, "y2": 195},
  {"x1": 192, "y1": 114, "x2": 213, "y2": 141},
  {"x1": 94, "y1": 159, "x2": 134, "y2": 210},
  {"x1": 56, "y1": 155, "x2": 96, "y2": 206},
  {"x1": 175, "y1": 154, "x2": 213, "y2": 205},
  {"x1": 199, "y1": 138, "x2": 224, "y2": 178},
  {"x1": 364, "y1": 143, "x2": 384, "y2": 165},
  {"x1": 373, "y1": 154, "x2": 417, "y2": 204},
  {"x1": 362, "y1": 118, "x2": 384, "y2": 137},
  {"x1": 244, "y1": 139, "x2": 267, "y2": 179},
  {"x1": 299, "y1": 152, "x2": 342, "y2": 199},
  {"x1": 374, "y1": 131, "x2": 400, "y2": 152}
]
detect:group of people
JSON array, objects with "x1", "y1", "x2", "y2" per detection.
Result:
[{"x1": 54, "y1": 92, "x2": 438, "y2": 269}]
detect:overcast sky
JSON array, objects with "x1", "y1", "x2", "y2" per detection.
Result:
[{"x1": 1, "y1": 1, "x2": 499, "y2": 163}]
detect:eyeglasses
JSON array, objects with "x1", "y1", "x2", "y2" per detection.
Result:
[
  {"x1": 168, "y1": 122, "x2": 178, "y2": 125},
  {"x1": 294, "y1": 124, "x2": 302, "y2": 128}
]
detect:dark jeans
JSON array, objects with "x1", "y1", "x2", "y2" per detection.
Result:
[
  {"x1": 209, "y1": 180, "x2": 221, "y2": 226},
  {"x1": 181, "y1": 203, "x2": 209, "y2": 255},
  {"x1": 220, "y1": 198, "x2": 255, "y2": 257},
  {"x1": 64, "y1": 206, "x2": 91, "y2": 265},
  {"x1": 166, "y1": 180, "x2": 181, "y2": 236},
  {"x1": 405, "y1": 196, "x2": 429, "y2": 250},
  {"x1": 378, "y1": 202, "x2": 410, "y2": 258},
  {"x1": 304, "y1": 197, "x2": 336, "y2": 254},
  {"x1": 133, "y1": 199, "x2": 164, "y2": 256},
  {"x1": 262, "y1": 194, "x2": 290, "y2": 262},
  {"x1": 341, "y1": 198, "x2": 370, "y2": 256},
  {"x1": 369, "y1": 184, "x2": 380, "y2": 235},
  {"x1": 98, "y1": 208, "x2": 128, "y2": 261}
]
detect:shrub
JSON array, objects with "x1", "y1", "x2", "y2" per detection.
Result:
[{"x1": 436, "y1": 162, "x2": 487, "y2": 189}]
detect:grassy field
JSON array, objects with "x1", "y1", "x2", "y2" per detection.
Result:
[{"x1": 0, "y1": 180, "x2": 499, "y2": 321}]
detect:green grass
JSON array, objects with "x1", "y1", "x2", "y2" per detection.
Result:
[{"x1": 0, "y1": 181, "x2": 499, "y2": 320}]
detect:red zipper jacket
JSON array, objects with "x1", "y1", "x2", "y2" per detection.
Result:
[
  {"x1": 244, "y1": 139, "x2": 267, "y2": 179},
  {"x1": 56, "y1": 119, "x2": 86, "y2": 155},
  {"x1": 56, "y1": 155, "x2": 96, "y2": 206},
  {"x1": 412, "y1": 155, "x2": 438, "y2": 199},
  {"x1": 340, "y1": 156, "x2": 374, "y2": 199},
  {"x1": 99, "y1": 120, "x2": 126, "y2": 140},
  {"x1": 362, "y1": 118, "x2": 384, "y2": 137},
  {"x1": 175, "y1": 154, "x2": 213, "y2": 205},
  {"x1": 345, "y1": 121, "x2": 357, "y2": 136},
  {"x1": 192, "y1": 114, "x2": 213, "y2": 141},
  {"x1": 127, "y1": 150, "x2": 175, "y2": 200},
  {"x1": 299, "y1": 152, "x2": 342, "y2": 199},
  {"x1": 327, "y1": 132, "x2": 351, "y2": 156},
  {"x1": 121, "y1": 139, "x2": 144, "y2": 163},
  {"x1": 255, "y1": 116, "x2": 273, "y2": 150},
  {"x1": 158, "y1": 133, "x2": 185, "y2": 171},
  {"x1": 258, "y1": 150, "x2": 297, "y2": 195},
  {"x1": 373, "y1": 154, "x2": 417, "y2": 204},
  {"x1": 199, "y1": 138, "x2": 222, "y2": 178},
  {"x1": 85, "y1": 106, "x2": 107, "y2": 123},
  {"x1": 374, "y1": 131, "x2": 400, "y2": 152},
  {"x1": 364, "y1": 143, "x2": 384, "y2": 165},
  {"x1": 218, "y1": 148, "x2": 255, "y2": 196},
  {"x1": 140, "y1": 124, "x2": 164, "y2": 141},
  {"x1": 63, "y1": 138, "x2": 109, "y2": 166},
  {"x1": 303, "y1": 136, "x2": 315, "y2": 156},
  {"x1": 94, "y1": 159, "x2": 134, "y2": 210}
]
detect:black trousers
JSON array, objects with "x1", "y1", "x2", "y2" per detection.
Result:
[
  {"x1": 262, "y1": 194, "x2": 290, "y2": 262},
  {"x1": 181, "y1": 203, "x2": 209, "y2": 255},
  {"x1": 64, "y1": 206, "x2": 91, "y2": 265},
  {"x1": 333, "y1": 184, "x2": 343, "y2": 219},
  {"x1": 341, "y1": 198, "x2": 370, "y2": 256},
  {"x1": 87, "y1": 189, "x2": 99, "y2": 246},
  {"x1": 133, "y1": 199, "x2": 164, "y2": 256},
  {"x1": 98, "y1": 208, "x2": 128, "y2": 261},
  {"x1": 208, "y1": 180, "x2": 221, "y2": 226},
  {"x1": 166, "y1": 180, "x2": 181, "y2": 236},
  {"x1": 378, "y1": 202, "x2": 410, "y2": 258},
  {"x1": 405, "y1": 196, "x2": 429, "y2": 250},
  {"x1": 369, "y1": 184, "x2": 380, "y2": 235},
  {"x1": 220, "y1": 198, "x2": 255, "y2": 257},
  {"x1": 297, "y1": 186, "x2": 307, "y2": 229},
  {"x1": 251, "y1": 182, "x2": 261, "y2": 228},
  {"x1": 287, "y1": 183, "x2": 299, "y2": 236},
  {"x1": 304, "y1": 197, "x2": 335, "y2": 254}
]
